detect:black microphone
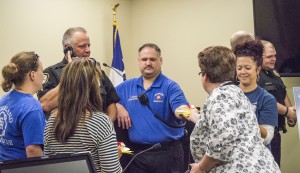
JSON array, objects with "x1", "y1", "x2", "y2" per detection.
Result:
[
  {"x1": 122, "y1": 143, "x2": 161, "y2": 173},
  {"x1": 102, "y1": 63, "x2": 124, "y2": 78},
  {"x1": 138, "y1": 93, "x2": 186, "y2": 128}
]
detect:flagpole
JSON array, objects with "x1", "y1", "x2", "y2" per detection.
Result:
[
  {"x1": 110, "y1": 3, "x2": 126, "y2": 87},
  {"x1": 112, "y1": 3, "x2": 119, "y2": 22}
]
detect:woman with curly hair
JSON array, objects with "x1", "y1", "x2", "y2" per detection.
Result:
[
  {"x1": 234, "y1": 39, "x2": 278, "y2": 149},
  {"x1": 189, "y1": 46, "x2": 280, "y2": 173}
]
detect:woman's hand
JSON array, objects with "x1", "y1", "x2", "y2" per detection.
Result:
[
  {"x1": 190, "y1": 163, "x2": 206, "y2": 173},
  {"x1": 189, "y1": 106, "x2": 200, "y2": 123},
  {"x1": 117, "y1": 145, "x2": 122, "y2": 159}
]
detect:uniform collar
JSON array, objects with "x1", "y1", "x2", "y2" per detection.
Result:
[
  {"x1": 262, "y1": 68, "x2": 273, "y2": 74},
  {"x1": 53, "y1": 57, "x2": 68, "y2": 69},
  {"x1": 220, "y1": 81, "x2": 234, "y2": 87},
  {"x1": 137, "y1": 72, "x2": 164, "y2": 89},
  {"x1": 261, "y1": 68, "x2": 279, "y2": 77}
]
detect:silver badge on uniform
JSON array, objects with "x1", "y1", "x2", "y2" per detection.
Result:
[
  {"x1": 43, "y1": 73, "x2": 49, "y2": 84},
  {"x1": 273, "y1": 70, "x2": 281, "y2": 77}
]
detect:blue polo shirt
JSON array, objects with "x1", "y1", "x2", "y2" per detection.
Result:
[{"x1": 116, "y1": 73, "x2": 188, "y2": 144}]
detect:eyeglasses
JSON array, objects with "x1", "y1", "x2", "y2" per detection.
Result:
[
  {"x1": 198, "y1": 71, "x2": 204, "y2": 76},
  {"x1": 32, "y1": 52, "x2": 39, "y2": 70}
]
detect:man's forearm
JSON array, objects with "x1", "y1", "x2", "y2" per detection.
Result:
[
  {"x1": 107, "y1": 103, "x2": 117, "y2": 122},
  {"x1": 277, "y1": 102, "x2": 289, "y2": 115},
  {"x1": 40, "y1": 85, "x2": 59, "y2": 112},
  {"x1": 284, "y1": 95, "x2": 292, "y2": 107},
  {"x1": 277, "y1": 100, "x2": 296, "y2": 120}
]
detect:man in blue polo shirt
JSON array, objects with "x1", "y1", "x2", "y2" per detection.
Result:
[{"x1": 116, "y1": 43, "x2": 189, "y2": 173}]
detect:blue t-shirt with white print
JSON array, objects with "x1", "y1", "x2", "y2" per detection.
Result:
[{"x1": 0, "y1": 90, "x2": 45, "y2": 160}]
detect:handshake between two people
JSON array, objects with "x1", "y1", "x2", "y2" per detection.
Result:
[
  {"x1": 116, "y1": 103, "x2": 201, "y2": 130},
  {"x1": 175, "y1": 105, "x2": 200, "y2": 124}
]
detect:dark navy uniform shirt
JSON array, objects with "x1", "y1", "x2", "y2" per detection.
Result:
[
  {"x1": 38, "y1": 58, "x2": 120, "y2": 115},
  {"x1": 258, "y1": 69, "x2": 287, "y2": 132}
]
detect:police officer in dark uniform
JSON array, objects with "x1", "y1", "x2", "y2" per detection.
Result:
[
  {"x1": 258, "y1": 40, "x2": 297, "y2": 167},
  {"x1": 38, "y1": 27, "x2": 120, "y2": 121}
]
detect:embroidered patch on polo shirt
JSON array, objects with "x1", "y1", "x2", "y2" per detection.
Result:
[
  {"x1": 154, "y1": 93, "x2": 164, "y2": 102},
  {"x1": 128, "y1": 96, "x2": 138, "y2": 101}
]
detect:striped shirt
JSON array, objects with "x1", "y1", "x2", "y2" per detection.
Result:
[{"x1": 44, "y1": 112, "x2": 122, "y2": 173}]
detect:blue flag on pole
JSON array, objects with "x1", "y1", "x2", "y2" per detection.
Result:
[{"x1": 110, "y1": 21, "x2": 126, "y2": 87}]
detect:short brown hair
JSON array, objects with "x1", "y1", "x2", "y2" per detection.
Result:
[
  {"x1": 198, "y1": 46, "x2": 236, "y2": 83},
  {"x1": 138, "y1": 43, "x2": 161, "y2": 57}
]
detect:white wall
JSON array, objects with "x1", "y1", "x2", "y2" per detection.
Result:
[
  {"x1": 128, "y1": 0, "x2": 254, "y2": 106},
  {"x1": 128, "y1": 2, "x2": 300, "y2": 173},
  {"x1": 1, "y1": 0, "x2": 299, "y2": 172},
  {"x1": 0, "y1": 0, "x2": 131, "y2": 96}
]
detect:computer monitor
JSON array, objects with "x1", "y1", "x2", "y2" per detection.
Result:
[{"x1": 0, "y1": 152, "x2": 97, "y2": 173}]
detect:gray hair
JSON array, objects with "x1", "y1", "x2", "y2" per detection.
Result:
[{"x1": 62, "y1": 27, "x2": 87, "y2": 46}]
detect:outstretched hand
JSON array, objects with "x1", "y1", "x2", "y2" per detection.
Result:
[{"x1": 188, "y1": 106, "x2": 200, "y2": 123}]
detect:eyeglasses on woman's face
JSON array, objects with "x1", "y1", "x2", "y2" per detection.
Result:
[{"x1": 198, "y1": 71, "x2": 205, "y2": 76}]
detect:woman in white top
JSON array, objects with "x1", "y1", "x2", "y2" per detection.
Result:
[{"x1": 189, "y1": 46, "x2": 280, "y2": 173}]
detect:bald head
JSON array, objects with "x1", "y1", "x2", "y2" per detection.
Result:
[{"x1": 230, "y1": 31, "x2": 254, "y2": 50}]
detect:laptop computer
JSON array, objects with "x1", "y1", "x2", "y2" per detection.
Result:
[
  {"x1": 0, "y1": 152, "x2": 97, "y2": 173},
  {"x1": 293, "y1": 87, "x2": 300, "y2": 140}
]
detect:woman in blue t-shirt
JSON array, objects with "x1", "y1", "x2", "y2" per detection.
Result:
[
  {"x1": 0, "y1": 51, "x2": 45, "y2": 160},
  {"x1": 234, "y1": 39, "x2": 278, "y2": 148}
]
